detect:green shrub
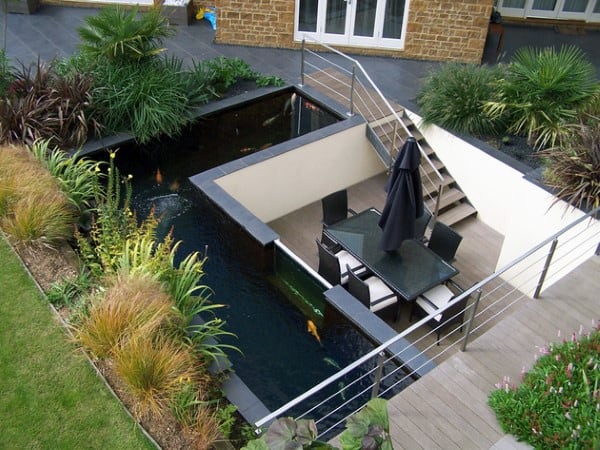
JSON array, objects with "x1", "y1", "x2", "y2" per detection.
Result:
[
  {"x1": 486, "y1": 45, "x2": 599, "y2": 150},
  {"x1": 77, "y1": 6, "x2": 174, "y2": 63},
  {"x1": 88, "y1": 57, "x2": 191, "y2": 143},
  {"x1": 489, "y1": 325, "x2": 600, "y2": 449},
  {"x1": 416, "y1": 62, "x2": 504, "y2": 136},
  {"x1": 46, "y1": 270, "x2": 92, "y2": 308},
  {"x1": 30, "y1": 139, "x2": 103, "y2": 222}
]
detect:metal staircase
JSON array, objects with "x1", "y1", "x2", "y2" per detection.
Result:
[{"x1": 300, "y1": 38, "x2": 477, "y2": 227}]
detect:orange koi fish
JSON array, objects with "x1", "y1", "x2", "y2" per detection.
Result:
[
  {"x1": 155, "y1": 168, "x2": 163, "y2": 185},
  {"x1": 307, "y1": 320, "x2": 322, "y2": 345},
  {"x1": 169, "y1": 179, "x2": 180, "y2": 192}
]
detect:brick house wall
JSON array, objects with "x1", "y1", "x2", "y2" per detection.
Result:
[{"x1": 211, "y1": 0, "x2": 494, "y2": 63}]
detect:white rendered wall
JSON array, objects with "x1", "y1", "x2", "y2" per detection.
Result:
[
  {"x1": 406, "y1": 110, "x2": 598, "y2": 295},
  {"x1": 216, "y1": 123, "x2": 385, "y2": 223}
]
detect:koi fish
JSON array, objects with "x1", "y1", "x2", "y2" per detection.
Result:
[
  {"x1": 338, "y1": 381, "x2": 346, "y2": 400},
  {"x1": 169, "y1": 179, "x2": 180, "y2": 192},
  {"x1": 262, "y1": 114, "x2": 279, "y2": 127},
  {"x1": 155, "y1": 168, "x2": 163, "y2": 185},
  {"x1": 259, "y1": 143, "x2": 272, "y2": 150},
  {"x1": 323, "y1": 357, "x2": 341, "y2": 370},
  {"x1": 307, "y1": 319, "x2": 322, "y2": 345},
  {"x1": 240, "y1": 147, "x2": 255, "y2": 153},
  {"x1": 283, "y1": 92, "x2": 297, "y2": 116}
]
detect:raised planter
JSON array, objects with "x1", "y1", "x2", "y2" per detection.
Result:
[{"x1": 6, "y1": 0, "x2": 40, "y2": 14}]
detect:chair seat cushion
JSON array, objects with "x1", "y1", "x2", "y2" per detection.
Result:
[
  {"x1": 336, "y1": 250, "x2": 367, "y2": 283},
  {"x1": 417, "y1": 284, "x2": 454, "y2": 322},
  {"x1": 364, "y1": 276, "x2": 397, "y2": 312}
]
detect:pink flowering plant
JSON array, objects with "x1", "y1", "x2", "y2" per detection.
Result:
[{"x1": 489, "y1": 324, "x2": 599, "y2": 449}]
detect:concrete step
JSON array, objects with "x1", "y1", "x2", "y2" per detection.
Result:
[
  {"x1": 425, "y1": 187, "x2": 466, "y2": 212},
  {"x1": 437, "y1": 202, "x2": 478, "y2": 227}
]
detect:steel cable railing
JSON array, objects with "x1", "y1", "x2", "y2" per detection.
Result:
[
  {"x1": 256, "y1": 207, "x2": 599, "y2": 438},
  {"x1": 299, "y1": 37, "x2": 444, "y2": 216}
]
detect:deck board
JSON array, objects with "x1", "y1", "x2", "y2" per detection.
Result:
[{"x1": 268, "y1": 174, "x2": 598, "y2": 448}]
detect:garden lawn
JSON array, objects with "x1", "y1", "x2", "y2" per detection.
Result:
[{"x1": 0, "y1": 236, "x2": 155, "y2": 450}]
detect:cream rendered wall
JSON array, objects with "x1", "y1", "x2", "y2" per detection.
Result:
[
  {"x1": 406, "y1": 110, "x2": 598, "y2": 295},
  {"x1": 215, "y1": 124, "x2": 385, "y2": 223}
]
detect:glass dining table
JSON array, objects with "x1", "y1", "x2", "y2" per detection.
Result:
[{"x1": 323, "y1": 208, "x2": 459, "y2": 303}]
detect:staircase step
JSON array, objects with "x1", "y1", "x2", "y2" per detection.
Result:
[
  {"x1": 425, "y1": 187, "x2": 466, "y2": 211},
  {"x1": 437, "y1": 202, "x2": 478, "y2": 227},
  {"x1": 422, "y1": 174, "x2": 455, "y2": 197},
  {"x1": 419, "y1": 141, "x2": 435, "y2": 157},
  {"x1": 420, "y1": 158, "x2": 445, "y2": 176}
]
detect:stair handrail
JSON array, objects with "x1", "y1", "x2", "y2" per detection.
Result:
[{"x1": 300, "y1": 35, "x2": 444, "y2": 184}]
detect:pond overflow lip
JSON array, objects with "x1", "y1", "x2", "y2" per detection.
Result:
[{"x1": 69, "y1": 84, "x2": 383, "y2": 428}]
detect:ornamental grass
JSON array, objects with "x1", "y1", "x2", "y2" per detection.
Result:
[{"x1": 73, "y1": 274, "x2": 175, "y2": 359}]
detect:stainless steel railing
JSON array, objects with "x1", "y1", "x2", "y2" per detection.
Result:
[
  {"x1": 255, "y1": 206, "x2": 600, "y2": 438},
  {"x1": 299, "y1": 36, "x2": 445, "y2": 221}
]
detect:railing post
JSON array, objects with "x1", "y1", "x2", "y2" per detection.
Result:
[
  {"x1": 533, "y1": 238, "x2": 558, "y2": 299},
  {"x1": 371, "y1": 352, "x2": 386, "y2": 398},
  {"x1": 348, "y1": 63, "x2": 356, "y2": 117},
  {"x1": 429, "y1": 183, "x2": 444, "y2": 232},
  {"x1": 460, "y1": 289, "x2": 482, "y2": 351},
  {"x1": 300, "y1": 39, "x2": 306, "y2": 87},
  {"x1": 389, "y1": 122, "x2": 398, "y2": 172}
]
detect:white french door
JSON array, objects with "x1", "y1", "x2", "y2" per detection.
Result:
[
  {"x1": 497, "y1": 0, "x2": 600, "y2": 22},
  {"x1": 296, "y1": 0, "x2": 408, "y2": 49}
]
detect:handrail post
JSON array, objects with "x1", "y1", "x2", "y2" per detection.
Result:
[
  {"x1": 533, "y1": 238, "x2": 558, "y2": 299},
  {"x1": 429, "y1": 183, "x2": 444, "y2": 231},
  {"x1": 348, "y1": 63, "x2": 356, "y2": 117},
  {"x1": 460, "y1": 289, "x2": 482, "y2": 351},
  {"x1": 300, "y1": 39, "x2": 306, "y2": 87},
  {"x1": 371, "y1": 352, "x2": 386, "y2": 398},
  {"x1": 389, "y1": 122, "x2": 398, "y2": 172}
]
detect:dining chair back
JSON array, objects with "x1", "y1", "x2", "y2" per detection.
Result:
[
  {"x1": 321, "y1": 189, "x2": 350, "y2": 226},
  {"x1": 316, "y1": 239, "x2": 366, "y2": 285},
  {"x1": 411, "y1": 280, "x2": 469, "y2": 344},
  {"x1": 428, "y1": 221, "x2": 463, "y2": 262},
  {"x1": 346, "y1": 265, "x2": 398, "y2": 317}
]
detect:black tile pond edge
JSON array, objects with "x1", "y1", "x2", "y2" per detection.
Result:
[
  {"x1": 70, "y1": 84, "x2": 364, "y2": 428},
  {"x1": 325, "y1": 285, "x2": 436, "y2": 380}
]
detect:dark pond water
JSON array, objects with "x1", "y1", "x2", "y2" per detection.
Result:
[{"x1": 107, "y1": 88, "x2": 409, "y2": 428}]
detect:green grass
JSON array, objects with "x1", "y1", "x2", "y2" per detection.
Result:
[{"x1": 0, "y1": 236, "x2": 156, "y2": 450}]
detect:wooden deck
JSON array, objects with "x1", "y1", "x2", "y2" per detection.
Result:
[{"x1": 268, "y1": 173, "x2": 599, "y2": 449}]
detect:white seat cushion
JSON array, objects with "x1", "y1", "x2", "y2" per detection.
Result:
[
  {"x1": 416, "y1": 284, "x2": 454, "y2": 322},
  {"x1": 363, "y1": 276, "x2": 397, "y2": 312},
  {"x1": 336, "y1": 250, "x2": 367, "y2": 284}
]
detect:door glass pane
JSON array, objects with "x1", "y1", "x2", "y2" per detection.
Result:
[
  {"x1": 531, "y1": 0, "x2": 557, "y2": 10},
  {"x1": 562, "y1": 0, "x2": 588, "y2": 12},
  {"x1": 353, "y1": 0, "x2": 377, "y2": 37},
  {"x1": 325, "y1": 0, "x2": 347, "y2": 34},
  {"x1": 502, "y1": 0, "x2": 525, "y2": 7},
  {"x1": 595, "y1": 0, "x2": 600, "y2": 12},
  {"x1": 299, "y1": 0, "x2": 319, "y2": 32},
  {"x1": 382, "y1": 0, "x2": 405, "y2": 39}
]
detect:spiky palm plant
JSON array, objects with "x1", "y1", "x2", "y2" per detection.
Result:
[
  {"x1": 77, "y1": 6, "x2": 174, "y2": 63},
  {"x1": 486, "y1": 45, "x2": 599, "y2": 150}
]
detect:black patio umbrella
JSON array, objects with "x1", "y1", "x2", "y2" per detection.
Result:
[{"x1": 378, "y1": 137, "x2": 424, "y2": 252}]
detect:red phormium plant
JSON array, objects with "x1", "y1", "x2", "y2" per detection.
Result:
[{"x1": 0, "y1": 60, "x2": 101, "y2": 148}]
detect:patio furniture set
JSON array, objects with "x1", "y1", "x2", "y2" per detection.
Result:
[{"x1": 317, "y1": 189, "x2": 468, "y2": 343}]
